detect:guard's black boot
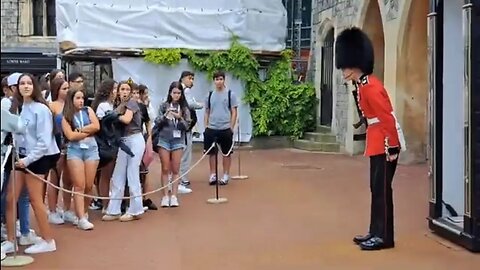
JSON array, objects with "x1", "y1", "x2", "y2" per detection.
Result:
[
  {"x1": 359, "y1": 237, "x2": 395, "y2": 251},
  {"x1": 353, "y1": 233, "x2": 373, "y2": 245}
]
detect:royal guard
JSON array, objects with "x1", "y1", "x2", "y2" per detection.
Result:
[{"x1": 335, "y1": 27, "x2": 406, "y2": 251}]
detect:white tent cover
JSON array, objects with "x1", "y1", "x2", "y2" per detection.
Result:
[{"x1": 56, "y1": 0, "x2": 287, "y2": 51}]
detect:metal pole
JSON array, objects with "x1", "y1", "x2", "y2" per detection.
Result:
[
  {"x1": 215, "y1": 142, "x2": 219, "y2": 200},
  {"x1": 206, "y1": 140, "x2": 228, "y2": 204},
  {"x1": 232, "y1": 123, "x2": 248, "y2": 180},
  {"x1": 2, "y1": 146, "x2": 34, "y2": 267}
]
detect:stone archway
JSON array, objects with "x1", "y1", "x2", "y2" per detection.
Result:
[
  {"x1": 396, "y1": 0, "x2": 429, "y2": 163},
  {"x1": 362, "y1": 0, "x2": 385, "y2": 82}
]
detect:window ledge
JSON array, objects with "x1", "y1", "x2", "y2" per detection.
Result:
[{"x1": 18, "y1": 36, "x2": 56, "y2": 42}]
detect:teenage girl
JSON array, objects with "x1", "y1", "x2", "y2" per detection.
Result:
[
  {"x1": 156, "y1": 81, "x2": 191, "y2": 207},
  {"x1": 3, "y1": 73, "x2": 59, "y2": 254},
  {"x1": 91, "y1": 79, "x2": 118, "y2": 213},
  {"x1": 102, "y1": 81, "x2": 145, "y2": 222},
  {"x1": 62, "y1": 88, "x2": 100, "y2": 230},
  {"x1": 47, "y1": 78, "x2": 75, "y2": 225}
]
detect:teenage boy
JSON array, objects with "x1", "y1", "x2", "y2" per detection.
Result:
[
  {"x1": 203, "y1": 71, "x2": 238, "y2": 185},
  {"x1": 179, "y1": 71, "x2": 202, "y2": 192}
]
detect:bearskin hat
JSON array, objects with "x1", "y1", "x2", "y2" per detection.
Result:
[{"x1": 335, "y1": 27, "x2": 374, "y2": 75}]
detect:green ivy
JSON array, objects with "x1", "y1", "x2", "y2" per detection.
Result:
[
  {"x1": 143, "y1": 39, "x2": 317, "y2": 139},
  {"x1": 144, "y1": 48, "x2": 182, "y2": 66}
]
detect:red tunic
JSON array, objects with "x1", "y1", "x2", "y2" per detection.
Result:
[{"x1": 357, "y1": 75, "x2": 400, "y2": 157}]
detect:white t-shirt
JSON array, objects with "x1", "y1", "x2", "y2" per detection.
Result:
[{"x1": 96, "y1": 101, "x2": 114, "y2": 119}]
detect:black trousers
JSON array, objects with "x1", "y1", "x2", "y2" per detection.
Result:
[{"x1": 369, "y1": 154, "x2": 398, "y2": 245}]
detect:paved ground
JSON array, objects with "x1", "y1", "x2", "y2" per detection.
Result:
[{"x1": 9, "y1": 149, "x2": 480, "y2": 269}]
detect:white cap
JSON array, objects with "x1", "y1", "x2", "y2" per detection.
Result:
[{"x1": 7, "y1": 72, "x2": 22, "y2": 86}]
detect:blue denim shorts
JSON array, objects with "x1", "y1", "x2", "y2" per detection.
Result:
[
  {"x1": 157, "y1": 139, "x2": 184, "y2": 152},
  {"x1": 66, "y1": 145, "x2": 100, "y2": 161}
]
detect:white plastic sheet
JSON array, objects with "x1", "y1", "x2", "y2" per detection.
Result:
[
  {"x1": 56, "y1": 0, "x2": 287, "y2": 51},
  {"x1": 111, "y1": 58, "x2": 253, "y2": 142}
]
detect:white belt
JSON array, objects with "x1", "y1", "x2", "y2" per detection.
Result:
[
  {"x1": 366, "y1": 113, "x2": 407, "y2": 152},
  {"x1": 366, "y1": 117, "x2": 380, "y2": 125}
]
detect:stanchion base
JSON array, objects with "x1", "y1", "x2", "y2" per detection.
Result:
[
  {"x1": 1, "y1": 255, "x2": 34, "y2": 267},
  {"x1": 231, "y1": 175, "x2": 249, "y2": 180},
  {"x1": 206, "y1": 197, "x2": 228, "y2": 204}
]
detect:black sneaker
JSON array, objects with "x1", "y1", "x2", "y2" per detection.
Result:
[
  {"x1": 89, "y1": 199, "x2": 102, "y2": 210},
  {"x1": 143, "y1": 199, "x2": 158, "y2": 211}
]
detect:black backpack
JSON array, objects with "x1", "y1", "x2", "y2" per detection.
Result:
[{"x1": 187, "y1": 108, "x2": 197, "y2": 132}]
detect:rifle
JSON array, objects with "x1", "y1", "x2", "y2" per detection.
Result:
[
  {"x1": 350, "y1": 82, "x2": 367, "y2": 129},
  {"x1": 345, "y1": 82, "x2": 367, "y2": 141}
]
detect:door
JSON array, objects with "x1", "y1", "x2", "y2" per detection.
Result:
[{"x1": 320, "y1": 28, "x2": 334, "y2": 126}]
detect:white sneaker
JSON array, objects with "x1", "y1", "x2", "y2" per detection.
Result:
[
  {"x1": 0, "y1": 223, "x2": 20, "y2": 240},
  {"x1": 209, "y1": 174, "x2": 217, "y2": 185},
  {"x1": 1, "y1": 250, "x2": 5, "y2": 261},
  {"x1": 101, "y1": 214, "x2": 120, "y2": 221},
  {"x1": 63, "y1": 211, "x2": 78, "y2": 225},
  {"x1": 1, "y1": 240, "x2": 17, "y2": 254},
  {"x1": 170, "y1": 195, "x2": 179, "y2": 207},
  {"x1": 178, "y1": 185, "x2": 192, "y2": 194},
  {"x1": 48, "y1": 212, "x2": 65, "y2": 225},
  {"x1": 119, "y1": 213, "x2": 140, "y2": 222},
  {"x1": 19, "y1": 230, "x2": 42, "y2": 246},
  {"x1": 77, "y1": 217, "x2": 94, "y2": 230},
  {"x1": 24, "y1": 239, "x2": 56, "y2": 254},
  {"x1": 161, "y1": 196, "x2": 170, "y2": 208},
  {"x1": 220, "y1": 174, "x2": 230, "y2": 185}
]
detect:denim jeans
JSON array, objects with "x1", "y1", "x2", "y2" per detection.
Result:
[{"x1": 1, "y1": 169, "x2": 31, "y2": 235}]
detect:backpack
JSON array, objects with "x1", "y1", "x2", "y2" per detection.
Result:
[
  {"x1": 187, "y1": 108, "x2": 197, "y2": 132},
  {"x1": 207, "y1": 90, "x2": 231, "y2": 112},
  {"x1": 95, "y1": 111, "x2": 123, "y2": 167}
]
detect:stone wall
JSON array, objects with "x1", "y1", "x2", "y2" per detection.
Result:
[
  {"x1": 0, "y1": 0, "x2": 56, "y2": 50},
  {"x1": 312, "y1": 0, "x2": 365, "y2": 153},
  {"x1": 0, "y1": 0, "x2": 18, "y2": 45}
]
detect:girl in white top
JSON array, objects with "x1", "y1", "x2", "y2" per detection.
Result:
[
  {"x1": 3, "y1": 73, "x2": 59, "y2": 254},
  {"x1": 42, "y1": 69, "x2": 65, "y2": 103},
  {"x1": 91, "y1": 79, "x2": 118, "y2": 213}
]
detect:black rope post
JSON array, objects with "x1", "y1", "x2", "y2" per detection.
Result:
[
  {"x1": 215, "y1": 140, "x2": 219, "y2": 200},
  {"x1": 231, "y1": 123, "x2": 248, "y2": 180},
  {"x1": 207, "y1": 137, "x2": 228, "y2": 204},
  {"x1": 2, "y1": 145, "x2": 34, "y2": 267}
]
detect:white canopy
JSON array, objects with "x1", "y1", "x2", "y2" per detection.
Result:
[{"x1": 56, "y1": 0, "x2": 287, "y2": 51}]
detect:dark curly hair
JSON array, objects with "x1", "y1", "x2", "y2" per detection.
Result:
[{"x1": 91, "y1": 79, "x2": 116, "y2": 111}]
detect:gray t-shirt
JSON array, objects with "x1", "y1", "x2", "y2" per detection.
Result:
[
  {"x1": 124, "y1": 100, "x2": 143, "y2": 136},
  {"x1": 204, "y1": 89, "x2": 239, "y2": 130}
]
